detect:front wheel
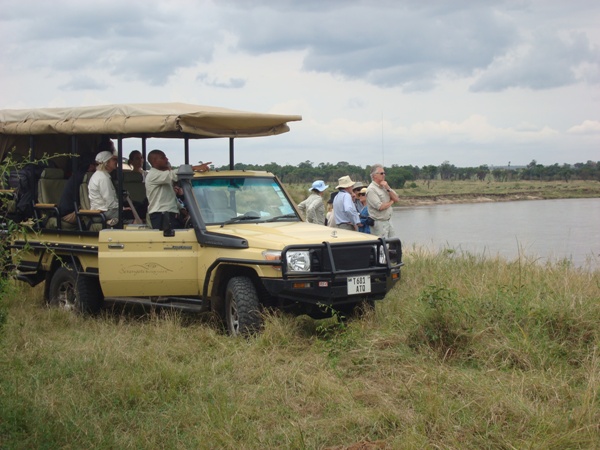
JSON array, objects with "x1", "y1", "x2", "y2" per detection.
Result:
[
  {"x1": 225, "y1": 276, "x2": 262, "y2": 336},
  {"x1": 48, "y1": 266, "x2": 104, "y2": 315}
]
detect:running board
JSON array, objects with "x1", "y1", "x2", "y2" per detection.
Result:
[{"x1": 104, "y1": 296, "x2": 208, "y2": 313}]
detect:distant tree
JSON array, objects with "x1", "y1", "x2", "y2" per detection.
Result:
[
  {"x1": 560, "y1": 163, "x2": 573, "y2": 182},
  {"x1": 491, "y1": 168, "x2": 507, "y2": 182},
  {"x1": 438, "y1": 161, "x2": 456, "y2": 180},
  {"x1": 421, "y1": 165, "x2": 437, "y2": 181},
  {"x1": 476, "y1": 165, "x2": 489, "y2": 181}
]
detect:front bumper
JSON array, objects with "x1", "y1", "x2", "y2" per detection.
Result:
[
  {"x1": 265, "y1": 237, "x2": 402, "y2": 306},
  {"x1": 261, "y1": 268, "x2": 401, "y2": 306}
]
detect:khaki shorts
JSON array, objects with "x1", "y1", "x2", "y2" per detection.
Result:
[{"x1": 371, "y1": 220, "x2": 395, "y2": 238}]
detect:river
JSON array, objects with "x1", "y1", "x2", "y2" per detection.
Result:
[{"x1": 391, "y1": 198, "x2": 600, "y2": 270}]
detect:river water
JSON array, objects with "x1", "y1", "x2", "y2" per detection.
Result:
[{"x1": 391, "y1": 198, "x2": 600, "y2": 270}]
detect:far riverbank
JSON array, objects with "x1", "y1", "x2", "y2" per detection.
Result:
[
  {"x1": 289, "y1": 179, "x2": 600, "y2": 207},
  {"x1": 396, "y1": 192, "x2": 560, "y2": 207},
  {"x1": 392, "y1": 179, "x2": 600, "y2": 207}
]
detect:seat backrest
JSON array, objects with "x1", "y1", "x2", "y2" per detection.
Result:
[
  {"x1": 122, "y1": 170, "x2": 146, "y2": 203},
  {"x1": 37, "y1": 168, "x2": 66, "y2": 204},
  {"x1": 206, "y1": 190, "x2": 229, "y2": 210},
  {"x1": 79, "y1": 172, "x2": 93, "y2": 210},
  {"x1": 205, "y1": 189, "x2": 236, "y2": 221}
]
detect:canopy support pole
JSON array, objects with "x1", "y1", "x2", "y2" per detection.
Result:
[
  {"x1": 141, "y1": 136, "x2": 147, "y2": 168},
  {"x1": 117, "y1": 137, "x2": 123, "y2": 228},
  {"x1": 184, "y1": 135, "x2": 189, "y2": 165},
  {"x1": 229, "y1": 138, "x2": 234, "y2": 170}
]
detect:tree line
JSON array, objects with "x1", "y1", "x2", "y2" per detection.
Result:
[{"x1": 217, "y1": 160, "x2": 600, "y2": 187}]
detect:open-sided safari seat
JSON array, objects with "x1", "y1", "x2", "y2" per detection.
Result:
[
  {"x1": 121, "y1": 170, "x2": 146, "y2": 204},
  {"x1": 33, "y1": 168, "x2": 66, "y2": 229},
  {"x1": 75, "y1": 172, "x2": 106, "y2": 231}
]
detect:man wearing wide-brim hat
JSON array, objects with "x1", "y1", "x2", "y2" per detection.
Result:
[
  {"x1": 297, "y1": 179, "x2": 329, "y2": 225},
  {"x1": 332, "y1": 175, "x2": 361, "y2": 231}
]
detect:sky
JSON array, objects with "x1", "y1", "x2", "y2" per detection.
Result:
[{"x1": 1, "y1": 0, "x2": 599, "y2": 169}]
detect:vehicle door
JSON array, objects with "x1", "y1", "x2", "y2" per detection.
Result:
[{"x1": 97, "y1": 228, "x2": 200, "y2": 297}]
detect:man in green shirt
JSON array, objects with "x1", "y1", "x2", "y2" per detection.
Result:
[{"x1": 145, "y1": 150, "x2": 210, "y2": 229}]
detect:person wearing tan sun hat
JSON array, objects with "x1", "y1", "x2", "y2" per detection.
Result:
[
  {"x1": 332, "y1": 175, "x2": 361, "y2": 231},
  {"x1": 366, "y1": 163, "x2": 399, "y2": 238},
  {"x1": 352, "y1": 181, "x2": 366, "y2": 212},
  {"x1": 357, "y1": 187, "x2": 372, "y2": 234}
]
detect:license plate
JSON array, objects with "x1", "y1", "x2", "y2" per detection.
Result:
[{"x1": 347, "y1": 276, "x2": 371, "y2": 295}]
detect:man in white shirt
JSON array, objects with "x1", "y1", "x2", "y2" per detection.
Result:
[{"x1": 145, "y1": 150, "x2": 210, "y2": 229}]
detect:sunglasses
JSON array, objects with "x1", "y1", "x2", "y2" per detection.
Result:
[
  {"x1": 377, "y1": 172, "x2": 386, "y2": 175},
  {"x1": 359, "y1": 193, "x2": 366, "y2": 196}
]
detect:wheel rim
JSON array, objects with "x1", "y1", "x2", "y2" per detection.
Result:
[
  {"x1": 227, "y1": 295, "x2": 240, "y2": 335},
  {"x1": 56, "y1": 279, "x2": 77, "y2": 311}
]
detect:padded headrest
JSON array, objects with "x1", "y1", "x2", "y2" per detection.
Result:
[
  {"x1": 123, "y1": 170, "x2": 143, "y2": 183},
  {"x1": 40, "y1": 168, "x2": 64, "y2": 179}
]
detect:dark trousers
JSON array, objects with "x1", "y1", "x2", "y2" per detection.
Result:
[{"x1": 150, "y1": 212, "x2": 182, "y2": 230}]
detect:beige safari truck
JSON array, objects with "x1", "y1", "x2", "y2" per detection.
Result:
[{"x1": 0, "y1": 103, "x2": 402, "y2": 335}]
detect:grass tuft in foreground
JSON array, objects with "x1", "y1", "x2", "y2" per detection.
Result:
[{"x1": 1, "y1": 250, "x2": 598, "y2": 449}]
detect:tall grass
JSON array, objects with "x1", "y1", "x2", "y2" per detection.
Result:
[{"x1": 1, "y1": 250, "x2": 598, "y2": 449}]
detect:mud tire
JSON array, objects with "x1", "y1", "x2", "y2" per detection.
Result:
[
  {"x1": 225, "y1": 276, "x2": 262, "y2": 336},
  {"x1": 48, "y1": 266, "x2": 103, "y2": 315}
]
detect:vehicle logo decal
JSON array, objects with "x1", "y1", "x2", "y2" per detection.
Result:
[{"x1": 119, "y1": 262, "x2": 173, "y2": 274}]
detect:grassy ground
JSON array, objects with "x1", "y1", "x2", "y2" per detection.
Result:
[
  {"x1": 1, "y1": 250, "x2": 598, "y2": 449},
  {"x1": 287, "y1": 179, "x2": 600, "y2": 206}
]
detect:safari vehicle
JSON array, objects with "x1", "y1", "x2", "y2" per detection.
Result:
[{"x1": 0, "y1": 103, "x2": 402, "y2": 335}]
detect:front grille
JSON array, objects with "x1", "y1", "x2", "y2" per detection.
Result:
[
  {"x1": 281, "y1": 238, "x2": 403, "y2": 278},
  {"x1": 312, "y1": 244, "x2": 375, "y2": 272}
]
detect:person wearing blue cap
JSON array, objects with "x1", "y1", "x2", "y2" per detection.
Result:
[{"x1": 297, "y1": 179, "x2": 329, "y2": 225}]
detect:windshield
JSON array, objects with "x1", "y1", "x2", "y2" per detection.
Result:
[{"x1": 190, "y1": 176, "x2": 299, "y2": 224}]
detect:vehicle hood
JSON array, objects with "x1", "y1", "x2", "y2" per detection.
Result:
[{"x1": 206, "y1": 221, "x2": 378, "y2": 249}]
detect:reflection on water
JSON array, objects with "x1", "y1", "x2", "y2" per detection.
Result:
[{"x1": 391, "y1": 198, "x2": 600, "y2": 270}]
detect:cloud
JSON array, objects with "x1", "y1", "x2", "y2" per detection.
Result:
[
  {"x1": 470, "y1": 30, "x2": 600, "y2": 92},
  {"x1": 0, "y1": 0, "x2": 218, "y2": 86},
  {"x1": 2, "y1": 0, "x2": 598, "y2": 93},
  {"x1": 59, "y1": 75, "x2": 108, "y2": 91},
  {"x1": 568, "y1": 120, "x2": 600, "y2": 134},
  {"x1": 226, "y1": 2, "x2": 516, "y2": 91},
  {"x1": 196, "y1": 73, "x2": 246, "y2": 89}
]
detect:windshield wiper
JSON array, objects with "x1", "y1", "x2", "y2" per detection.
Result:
[
  {"x1": 265, "y1": 213, "x2": 299, "y2": 222},
  {"x1": 221, "y1": 215, "x2": 261, "y2": 227}
]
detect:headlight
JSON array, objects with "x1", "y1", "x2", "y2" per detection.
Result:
[
  {"x1": 286, "y1": 250, "x2": 311, "y2": 272},
  {"x1": 374, "y1": 244, "x2": 387, "y2": 264}
]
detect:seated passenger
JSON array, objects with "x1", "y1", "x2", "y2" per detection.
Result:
[
  {"x1": 127, "y1": 150, "x2": 147, "y2": 182},
  {"x1": 88, "y1": 145, "x2": 120, "y2": 221}
]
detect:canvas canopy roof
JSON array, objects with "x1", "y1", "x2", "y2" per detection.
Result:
[
  {"x1": 0, "y1": 102, "x2": 302, "y2": 163},
  {"x1": 0, "y1": 103, "x2": 302, "y2": 138}
]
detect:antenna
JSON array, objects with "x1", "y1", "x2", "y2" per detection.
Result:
[{"x1": 381, "y1": 112, "x2": 385, "y2": 166}]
